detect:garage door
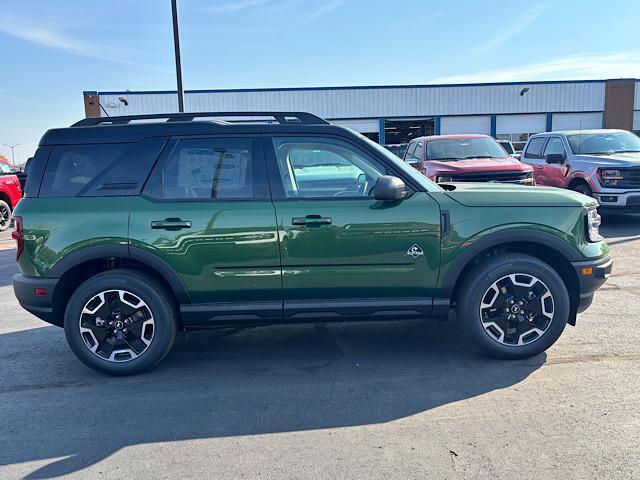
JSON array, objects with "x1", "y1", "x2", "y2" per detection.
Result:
[
  {"x1": 440, "y1": 116, "x2": 491, "y2": 135},
  {"x1": 634, "y1": 111, "x2": 640, "y2": 132},
  {"x1": 552, "y1": 113, "x2": 602, "y2": 131},
  {"x1": 496, "y1": 114, "x2": 546, "y2": 134},
  {"x1": 330, "y1": 118, "x2": 379, "y2": 134}
]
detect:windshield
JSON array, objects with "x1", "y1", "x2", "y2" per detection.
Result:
[
  {"x1": 426, "y1": 137, "x2": 508, "y2": 161},
  {"x1": 355, "y1": 133, "x2": 442, "y2": 192},
  {"x1": 567, "y1": 131, "x2": 640, "y2": 155},
  {"x1": 0, "y1": 163, "x2": 15, "y2": 174}
]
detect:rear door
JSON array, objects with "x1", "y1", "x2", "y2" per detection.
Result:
[
  {"x1": 264, "y1": 134, "x2": 441, "y2": 320},
  {"x1": 129, "y1": 135, "x2": 282, "y2": 324}
]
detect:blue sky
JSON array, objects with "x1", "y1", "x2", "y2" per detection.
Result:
[{"x1": 1, "y1": 0, "x2": 639, "y2": 163}]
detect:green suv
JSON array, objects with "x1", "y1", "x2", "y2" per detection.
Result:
[{"x1": 12, "y1": 112, "x2": 612, "y2": 375}]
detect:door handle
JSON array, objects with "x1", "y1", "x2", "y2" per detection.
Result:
[
  {"x1": 151, "y1": 218, "x2": 192, "y2": 230},
  {"x1": 292, "y1": 215, "x2": 332, "y2": 226}
]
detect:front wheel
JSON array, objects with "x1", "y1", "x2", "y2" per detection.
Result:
[
  {"x1": 0, "y1": 200, "x2": 12, "y2": 231},
  {"x1": 457, "y1": 253, "x2": 570, "y2": 359},
  {"x1": 571, "y1": 182, "x2": 592, "y2": 197},
  {"x1": 64, "y1": 269, "x2": 177, "y2": 375}
]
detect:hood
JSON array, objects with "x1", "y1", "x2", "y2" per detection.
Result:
[
  {"x1": 428, "y1": 156, "x2": 532, "y2": 173},
  {"x1": 444, "y1": 183, "x2": 598, "y2": 208},
  {"x1": 575, "y1": 152, "x2": 640, "y2": 167}
]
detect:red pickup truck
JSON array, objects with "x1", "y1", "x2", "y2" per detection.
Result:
[
  {"x1": 403, "y1": 134, "x2": 534, "y2": 185},
  {"x1": 0, "y1": 162, "x2": 23, "y2": 231}
]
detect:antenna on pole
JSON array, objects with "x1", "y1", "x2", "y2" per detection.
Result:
[{"x1": 171, "y1": 0, "x2": 185, "y2": 112}]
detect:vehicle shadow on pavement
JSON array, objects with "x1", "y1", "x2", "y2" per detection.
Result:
[{"x1": 0, "y1": 319, "x2": 545, "y2": 479}]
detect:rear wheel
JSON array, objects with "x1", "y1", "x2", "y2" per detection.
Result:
[
  {"x1": 64, "y1": 269, "x2": 177, "y2": 375},
  {"x1": 0, "y1": 200, "x2": 11, "y2": 231},
  {"x1": 457, "y1": 254, "x2": 570, "y2": 359}
]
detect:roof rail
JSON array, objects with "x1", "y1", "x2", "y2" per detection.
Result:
[{"x1": 71, "y1": 111, "x2": 330, "y2": 127}]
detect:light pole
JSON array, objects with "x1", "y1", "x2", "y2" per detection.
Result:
[
  {"x1": 3, "y1": 144, "x2": 20, "y2": 168},
  {"x1": 171, "y1": 0, "x2": 185, "y2": 113}
]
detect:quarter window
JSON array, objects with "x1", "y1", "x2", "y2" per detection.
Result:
[
  {"x1": 145, "y1": 138, "x2": 254, "y2": 200},
  {"x1": 272, "y1": 137, "x2": 387, "y2": 198},
  {"x1": 524, "y1": 137, "x2": 547, "y2": 159}
]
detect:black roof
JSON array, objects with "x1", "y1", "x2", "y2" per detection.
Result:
[{"x1": 40, "y1": 111, "x2": 348, "y2": 145}]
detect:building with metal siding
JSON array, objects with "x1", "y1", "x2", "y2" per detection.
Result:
[{"x1": 84, "y1": 78, "x2": 639, "y2": 150}]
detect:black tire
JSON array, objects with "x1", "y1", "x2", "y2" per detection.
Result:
[
  {"x1": 0, "y1": 200, "x2": 11, "y2": 232},
  {"x1": 456, "y1": 253, "x2": 570, "y2": 359},
  {"x1": 64, "y1": 269, "x2": 177, "y2": 376},
  {"x1": 571, "y1": 182, "x2": 592, "y2": 197}
]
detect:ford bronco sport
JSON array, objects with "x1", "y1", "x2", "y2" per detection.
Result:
[{"x1": 13, "y1": 112, "x2": 611, "y2": 375}]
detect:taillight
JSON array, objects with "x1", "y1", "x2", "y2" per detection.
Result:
[{"x1": 11, "y1": 216, "x2": 23, "y2": 260}]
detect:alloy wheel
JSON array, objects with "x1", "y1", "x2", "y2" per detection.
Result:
[
  {"x1": 0, "y1": 204, "x2": 10, "y2": 229},
  {"x1": 479, "y1": 273, "x2": 554, "y2": 346},
  {"x1": 79, "y1": 290, "x2": 155, "y2": 362}
]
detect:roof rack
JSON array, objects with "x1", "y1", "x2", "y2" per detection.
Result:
[{"x1": 71, "y1": 111, "x2": 330, "y2": 127}]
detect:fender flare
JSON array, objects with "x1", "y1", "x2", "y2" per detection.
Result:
[
  {"x1": 439, "y1": 228, "x2": 582, "y2": 296},
  {"x1": 48, "y1": 244, "x2": 191, "y2": 304}
]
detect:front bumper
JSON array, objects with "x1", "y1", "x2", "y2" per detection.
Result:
[
  {"x1": 593, "y1": 190, "x2": 640, "y2": 209},
  {"x1": 13, "y1": 274, "x2": 61, "y2": 326},
  {"x1": 571, "y1": 255, "x2": 612, "y2": 313}
]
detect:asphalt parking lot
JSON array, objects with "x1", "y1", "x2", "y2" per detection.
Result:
[{"x1": 1, "y1": 215, "x2": 639, "y2": 480}]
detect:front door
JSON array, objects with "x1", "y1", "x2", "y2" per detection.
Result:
[
  {"x1": 129, "y1": 136, "x2": 282, "y2": 324},
  {"x1": 541, "y1": 136, "x2": 570, "y2": 187},
  {"x1": 264, "y1": 134, "x2": 441, "y2": 320}
]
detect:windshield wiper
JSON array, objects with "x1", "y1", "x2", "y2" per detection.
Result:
[
  {"x1": 462, "y1": 155, "x2": 497, "y2": 159},
  {"x1": 428, "y1": 157, "x2": 464, "y2": 161},
  {"x1": 613, "y1": 150, "x2": 640, "y2": 153}
]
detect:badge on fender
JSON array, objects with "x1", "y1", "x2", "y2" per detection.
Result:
[{"x1": 407, "y1": 244, "x2": 424, "y2": 258}]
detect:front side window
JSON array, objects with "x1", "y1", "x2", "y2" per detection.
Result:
[
  {"x1": 567, "y1": 131, "x2": 640, "y2": 155},
  {"x1": 272, "y1": 137, "x2": 387, "y2": 198},
  {"x1": 425, "y1": 137, "x2": 508, "y2": 161},
  {"x1": 543, "y1": 137, "x2": 565, "y2": 157},
  {"x1": 146, "y1": 137, "x2": 253, "y2": 200},
  {"x1": 413, "y1": 142, "x2": 424, "y2": 161}
]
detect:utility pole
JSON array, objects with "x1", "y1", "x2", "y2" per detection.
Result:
[
  {"x1": 3, "y1": 144, "x2": 19, "y2": 168},
  {"x1": 171, "y1": 0, "x2": 185, "y2": 112}
]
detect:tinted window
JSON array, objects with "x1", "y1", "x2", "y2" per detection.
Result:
[
  {"x1": 404, "y1": 142, "x2": 416, "y2": 160},
  {"x1": 543, "y1": 137, "x2": 565, "y2": 156},
  {"x1": 524, "y1": 137, "x2": 546, "y2": 158},
  {"x1": 146, "y1": 137, "x2": 253, "y2": 200},
  {"x1": 413, "y1": 142, "x2": 424, "y2": 161},
  {"x1": 272, "y1": 137, "x2": 387, "y2": 198},
  {"x1": 39, "y1": 139, "x2": 165, "y2": 198}
]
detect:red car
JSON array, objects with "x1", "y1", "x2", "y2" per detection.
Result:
[
  {"x1": 0, "y1": 162, "x2": 23, "y2": 231},
  {"x1": 402, "y1": 134, "x2": 535, "y2": 185}
]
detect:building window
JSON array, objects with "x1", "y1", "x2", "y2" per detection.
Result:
[{"x1": 496, "y1": 133, "x2": 537, "y2": 153}]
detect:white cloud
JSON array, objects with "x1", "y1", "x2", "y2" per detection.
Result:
[
  {"x1": 304, "y1": 0, "x2": 344, "y2": 22},
  {"x1": 206, "y1": 0, "x2": 272, "y2": 14},
  {"x1": 472, "y1": 2, "x2": 552, "y2": 54},
  {"x1": 430, "y1": 52, "x2": 640, "y2": 84}
]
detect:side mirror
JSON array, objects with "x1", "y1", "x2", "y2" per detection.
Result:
[
  {"x1": 373, "y1": 175, "x2": 408, "y2": 201},
  {"x1": 545, "y1": 153, "x2": 565, "y2": 164}
]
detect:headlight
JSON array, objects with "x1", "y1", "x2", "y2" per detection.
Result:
[
  {"x1": 436, "y1": 176, "x2": 453, "y2": 183},
  {"x1": 521, "y1": 171, "x2": 536, "y2": 185},
  {"x1": 598, "y1": 168, "x2": 624, "y2": 187},
  {"x1": 585, "y1": 207, "x2": 602, "y2": 242}
]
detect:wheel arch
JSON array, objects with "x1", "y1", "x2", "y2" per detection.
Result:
[
  {"x1": 0, "y1": 190, "x2": 12, "y2": 209},
  {"x1": 49, "y1": 245, "x2": 190, "y2": 327},
  {"x1": 567, "y1": 172, "x2": 593, "y2": 190},
  {"x1": 442, "y1": 230, "x2": 581, "y2": 325}
]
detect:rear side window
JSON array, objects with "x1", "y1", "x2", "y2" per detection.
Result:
[
  {"x1": 524, "y1": 137, "x2": 546, "y2": 159},
  {"x1": 145, "y1": 137, "x2": 254, "y2": 200},
  {"x1": 39, "y1": 138, "x2": 166, "y2": 198}
]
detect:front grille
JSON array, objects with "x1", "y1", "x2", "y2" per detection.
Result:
[
  {"x1": 621, "y1": 167, "x2": 640, "y2": 188},
  {"x1": 448, "y1": 171, "x2": 532, "y2": 183}
]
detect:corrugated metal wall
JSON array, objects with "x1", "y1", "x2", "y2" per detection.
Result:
[
  {"x1": 98, "y1": 81, "x2": 607, "y2": 119},
  {"x1": 635, "y1": 81, "x2": 640, "y2": 110}
]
